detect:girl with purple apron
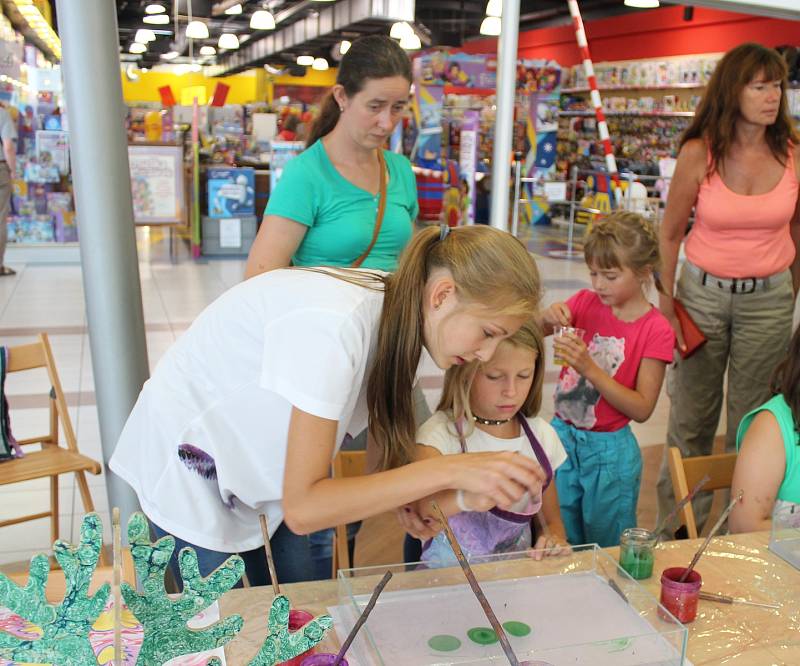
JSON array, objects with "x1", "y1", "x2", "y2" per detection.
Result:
[{"x1": 421, "y1": 414, "x2": 554, "y2": 568}]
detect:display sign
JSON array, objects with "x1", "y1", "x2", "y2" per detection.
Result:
[
  {"x1": 269, "y1": 141, "x2": 304, "y2": 192},
  {"x1": 128, "y1": 145, "x2": 185, "y2": 225},
  {"x1": 35, "y1": 130, "x2": 69, "y2": 177},
  {"x1": 458, "y1": 110, "x2": 479, "y2": 225}
]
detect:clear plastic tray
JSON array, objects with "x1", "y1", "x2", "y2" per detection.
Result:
[
  {"x1": 333, "y1": 545, "x2": 687, "y2": 665},
  {"x1": 768, "y1": 502, "x2": 800, "y2": 570}
]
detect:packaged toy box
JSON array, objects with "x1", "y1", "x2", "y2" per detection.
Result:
[{"x1": 207, "y1": 167, "x2": 255, "y2": 218}]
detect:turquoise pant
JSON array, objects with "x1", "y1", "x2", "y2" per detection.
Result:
[{"x1": 552, "y1": 417, "x2": 642, "y2": 548}]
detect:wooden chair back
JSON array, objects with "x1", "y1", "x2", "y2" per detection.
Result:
[
  {"x1": 666, "y1": 446, "x2": 737, "y2": 539},
  {"x1": 331, "y1": 450, "x2": 367, "y2": 576}
]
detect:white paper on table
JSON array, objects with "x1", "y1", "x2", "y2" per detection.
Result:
[{"x1": 164, "y1": 600, "x2": 227, "y2": 665}]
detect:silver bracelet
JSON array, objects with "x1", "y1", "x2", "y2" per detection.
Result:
[{"x1": 455, "y1": 489, "x2": 469, "y2": 512}]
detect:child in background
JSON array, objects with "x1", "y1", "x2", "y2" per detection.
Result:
[
  {"x1": 402, "y1": 320, "x2": 570, "y2": 567},
  {"x1": 730, "y1": 325, "x2": 800, "y2": 533},
  {"x1": 542, "y1": 212, "x2": 675, "y2": 548}
]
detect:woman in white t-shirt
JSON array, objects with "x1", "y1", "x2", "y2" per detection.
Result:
[
  {"x1": 110, "y1": 225, "x2": 545, "y2": 585},
  {"x1": 403, "y1": 319, "x2": 570, "y2": 567}
]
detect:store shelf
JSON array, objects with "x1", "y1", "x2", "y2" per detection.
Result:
[
  {"x1": 561, "y1": 83, "x2": 705, "y2": 93},
  {"x1": 559, "y1": 110, "x2": 695, "y2": 118}
]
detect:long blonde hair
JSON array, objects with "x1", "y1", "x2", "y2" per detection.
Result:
[
  {"x1": 369, "y1": 226, "x2": 542, "y2": 470},
  {"x1": 437, "y1": 319, "x2": 545, "y2": 438}
]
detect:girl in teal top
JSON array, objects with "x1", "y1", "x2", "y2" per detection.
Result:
[
  {"x1": 246, "y1": 35, "x2": 417, "y2": 276},
  {"x1": 731, "y1": 325, "x2": 800, "y2": 532}
]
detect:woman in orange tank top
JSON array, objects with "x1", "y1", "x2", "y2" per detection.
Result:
[{"x1": 655, "y1": 43, "x2": 800, "y2": 539}]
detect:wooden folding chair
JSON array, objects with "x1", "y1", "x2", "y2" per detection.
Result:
[
  {"x1": 331, "y1": 450, "x2": 367, "y2": 577},
  {"x1": 666, "y1": 446, "x2": 737, "y2": 539},
  {"x1": 0, "y1": 333, "x2": 105, "y2": 561}
]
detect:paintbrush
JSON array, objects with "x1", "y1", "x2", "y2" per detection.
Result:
[
  {"x1": 332, "y1": 571, "x2": 392, "y2": 665},
  {"x1": 112, "y1": 507, "x2": 122, "y2": 666},
  {"x1": 699, "y1": 591, "x2": 779, "y2": 610},
  {"x1": 679, "y1": 490, "x2": 743, "y2": 583},
  {"x1": 259, "y1": 514, "x2": 281, "y2": 597},
  {"x1": 432, "y1": 502, "x2": 521, "y2": 666},
  {"x1": 654, "y1": 474, "x2": 711, "y2": 537}
]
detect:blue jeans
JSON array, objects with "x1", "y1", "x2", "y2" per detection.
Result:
[
  {"x1": 551, "y1": 417, "x2": 642, "y2": 548},
  {"x1": 150, "y1": 520, "x2": 322, "y2": 587}
]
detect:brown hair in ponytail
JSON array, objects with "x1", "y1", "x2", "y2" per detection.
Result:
[
  {"x1": 369, "y1": 226, "x2": 542, "y2": 470},
  {"x1": 583, "y1": 211, "x2": 664, "y2": 294},
  {"x1": 306, "y1": 35, "x2": 412, "y2": 148}
]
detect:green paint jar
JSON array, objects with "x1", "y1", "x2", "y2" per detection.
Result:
[{"x1": 619, "y1": 527, "x2": 657, "y2": 580}]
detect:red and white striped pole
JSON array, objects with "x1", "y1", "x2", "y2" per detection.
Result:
[{"x1": 566, "y1": 0, "x2": 622, "y2": 199}]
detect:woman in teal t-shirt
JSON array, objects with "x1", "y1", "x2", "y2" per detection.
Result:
[
  {"x1": 730, "y1": 325, "x2": 800, "y2": 533},
  {"x1": 245, "y1": 35, "x2": 417, "y2": 276}
]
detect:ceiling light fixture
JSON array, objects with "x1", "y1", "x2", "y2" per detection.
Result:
[
  {"x1": 185, "y1": 20, "x2": 209, "y2": 39},
  {"x1": 623, "y1": 0, "x2": 660, "y2": 6},
  {"x1": 312, "y1": 57, "x2": 329, "y2": 71},
  {"x1": 134, "y1": 29, "x2": 156, "y2": 43},
  {"x1": 225, "y1": 3, "x2": 243, "y2": 14},
  {"x1": 250, "y1": 10, "x2": 276, "y2": 30},
  {"x1": 162, "y1": 50, "x2": 180, "y2": 60},
  {"x1": 485, "y1": 0, "x2": 502, "y2": 17},
  {"x1": 199, "y1": 45, "x2": 216, "y2": 56},
  {"x1": 339, "y1": 40, "x2": 351, "y2": 55},
  {"x1": 218, "y1": 33, "x2": 240, "y2": 49},
  {"x1": 129, "y1": 42, "x2": 147, "y2": 54},
  {"x1": 145, "y1": 3, "x2": 166, "y2": 13},
  {"x1": 390, "y1": 21, "x2": 413, "y2": 40},
  {"x1": 479, "y1": 15, "x2": 501, "y2": 35},
  {"x1": 297, "y1": 55, "x2": 314, "y2": 66},
  {"x1": 143, "y1": 14, "x2": 170, "y2": 25},
  {"x1": 399, "y1": 32, "x2": 421, "y2": 50}
]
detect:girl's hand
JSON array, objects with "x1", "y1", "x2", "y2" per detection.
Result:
[
  {"x1": 553, "y1": 332, "x2": 595, "y2": 376},
  {"x1": 529, "y1": 535, "x2": 572, "y2": 561},
  {"x1": 541, "y1": 302, "x2": 572, "y2": 333},
  {"x1": 442, "y1": 451, "x2": 546, "y2": 512},
  {"x1": 396, "y1": 503, "x2": 440, "y2": 540}
]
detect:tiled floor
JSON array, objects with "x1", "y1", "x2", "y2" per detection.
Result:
[{"x1": 0, "y1": 224, "x2": 786, "y2": 570}]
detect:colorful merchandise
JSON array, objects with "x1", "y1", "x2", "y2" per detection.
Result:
[{"x1": 207, "y1": 167, "x2": 255, "y2": 218}]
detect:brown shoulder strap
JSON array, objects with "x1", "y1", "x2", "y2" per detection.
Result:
[{"x1": 352, "y1": 150, "x2": 387, "y2": 268}]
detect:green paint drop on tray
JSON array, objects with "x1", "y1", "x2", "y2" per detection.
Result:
[
  {"x1": 428, "y1": 634, "x2": 462, "y2": 652},
  {"x1": 467, "y1": 627, "x2": 498, "y2": 645},
  {"x1": 503, "y1": 621, "x2": 531, "y2": 637}
]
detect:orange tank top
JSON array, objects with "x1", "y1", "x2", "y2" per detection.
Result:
[{"x1": 685, "y1": 147, "x2": 798, "y2": 278}]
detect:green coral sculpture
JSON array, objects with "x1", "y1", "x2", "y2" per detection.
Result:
[
  {"x1": 122, "y1": 512, "x2": 245, "y2": 665},
  {"x1": 0, "y1": 512, "x2": 110, "y2": 665},
  {"x1": 247, "y1": 594, "x2": 333, "y2": 666}
]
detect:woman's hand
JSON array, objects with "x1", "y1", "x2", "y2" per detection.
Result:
[
  {"x1": 529, "y1": 534, "x2": 571, "y2": 561},
  {"x1": 658, "y1": 294, "x2": 686, "y2": 353},
  {"x1": 441, "y1": 451, "x2": 546, "y2": 511},
  {"x1": 553, "y1": 331, "x2": 595, "y2": 376},
  {"x1": 541, "y1": 302, "x2": 572, "y2": 334}
]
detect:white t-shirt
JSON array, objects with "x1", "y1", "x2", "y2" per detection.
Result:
[
  {"x1": 110, "y1": 269, "x2": 385, "y2": 552},
  {"x1": 417, "y1": 411, "x2": 567, "y2": 512}
]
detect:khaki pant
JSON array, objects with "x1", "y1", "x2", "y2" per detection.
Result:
[
  {"x1": 655, "y1": 262, "x2": 795, "y2": 537},
  {"x1": 0, "y1": 163, "x2": 10, "y2": 266}
]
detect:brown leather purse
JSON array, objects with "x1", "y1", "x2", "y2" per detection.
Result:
[
  {"x1": 351, "y1": 150, "x2": 387, "y2": 268},
  {"x1": 673, "y1": 298, "x2": 707, "y2": 359}
]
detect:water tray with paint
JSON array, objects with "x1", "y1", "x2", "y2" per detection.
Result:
[
  {"x1": 768, "y1": 503, "x2": 800, "y2": 570},
  {"x1": 331, "y1": 545, "x2": 688, "y2": 665}
]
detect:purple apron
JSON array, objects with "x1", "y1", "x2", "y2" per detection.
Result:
[{"x1": 420, "y1": 414, "x2": 553, "y2": 567}]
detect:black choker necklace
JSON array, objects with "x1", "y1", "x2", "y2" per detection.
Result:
[{"x1": 473, "y1": 414, "x2": 512, "y2": 426}]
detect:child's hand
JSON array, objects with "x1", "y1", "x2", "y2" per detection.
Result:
[
  {"x1": 541, "y1": 302, "x2": 571, "y2": 332},
  {"x1": 528, "y1": 535, "x2": 572, "y2": 561},
  {"x1": 553, "y1": 332, "x2": 595, "y2": 376},
  {"x1": 396, "y1": 502, "x2": 440, "y2": 541}
]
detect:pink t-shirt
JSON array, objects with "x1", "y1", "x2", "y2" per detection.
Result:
[{"x1": 554, "y1": 290, "x2": 675, "y2": 432}]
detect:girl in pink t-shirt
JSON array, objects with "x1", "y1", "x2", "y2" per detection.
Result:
[{"x1": 542, "y1": 212, "x2": 675, "y2": 547}]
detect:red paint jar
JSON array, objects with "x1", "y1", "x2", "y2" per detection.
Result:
[
  {"x1": 659, "y1": 567, "x2": 702, "y2": 623},
  {"x1": 280, "y1": 609, "x2": 317, "y2": 666}
]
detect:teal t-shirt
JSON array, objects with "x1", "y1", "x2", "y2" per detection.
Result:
[
  {"x1": 265, "y1": 140, "x2": 417, "y2": 271},
  {"x1": 736, "y1": 394, "x2": 800, "y2": 504}
]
